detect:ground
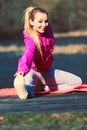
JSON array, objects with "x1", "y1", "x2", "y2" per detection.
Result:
[{"x1": 0, "y1": 30, "x2": 87, "y2": 129}]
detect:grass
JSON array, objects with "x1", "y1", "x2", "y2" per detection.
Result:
[
  {"x1": 0, "y1": 44, "x2": 87, "y2": 55},
  {"x1": 54, "y1": 44, "x2": 87, "y2": 54},
  {"x1": 0, "y1": 112, "x2": 87, "y2": 130}
]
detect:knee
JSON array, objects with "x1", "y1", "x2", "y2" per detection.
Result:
[
  {"x1": 75, "y1": 76, "x2": 82, "y2": 86},
  {"x1": 79, "y1": 77, "x2": 83, "y2": 85}
]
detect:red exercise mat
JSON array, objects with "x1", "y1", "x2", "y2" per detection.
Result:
[{"x1": 0, "y1": 84, "x2": 87, "y2": 97}]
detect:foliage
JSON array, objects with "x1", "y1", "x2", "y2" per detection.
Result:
[{"x1": 0, "y1": 0, "x2": 87, "y2": 33}]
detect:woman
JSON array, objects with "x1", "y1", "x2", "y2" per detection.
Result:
[{"x1": 14, "y1": 6, "x2": 82, "y2": 99}]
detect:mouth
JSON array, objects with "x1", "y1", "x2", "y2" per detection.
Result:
[{"x1": 40, "y1": 27, "x2": 46, "y2": 32}]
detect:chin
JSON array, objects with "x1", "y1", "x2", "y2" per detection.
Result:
[{"x1": 40, "y1": 30, "x2": 45, "y2": 33}]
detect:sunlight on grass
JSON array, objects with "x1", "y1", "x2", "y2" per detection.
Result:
[
  {"x1": 54, "y1": 44, "x2": 87, "y2": 54},
  {"x1": 0, "y1": 44, "x2": 87, "y2": 54},
  {"x1": 0, "y1": 45, "x2": 24, "y2": 52}
]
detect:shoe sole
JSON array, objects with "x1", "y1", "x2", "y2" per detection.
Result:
[{"x1": 14, "y1": 75, "x2": 28, "y2": 99}]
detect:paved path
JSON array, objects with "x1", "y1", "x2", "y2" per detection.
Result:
[{"x1": 0, "y1": 92, "x2": 87, "y2": 115}]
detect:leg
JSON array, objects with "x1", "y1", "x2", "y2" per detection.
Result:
[
  {"x1": 14, "y1": 69, "x2": 39, "y2": 99},
  {"x1": 24, "y1": 69, "x2": 38, "y2": 97},
  {"x1": 38, "y1": 68, "x2": 82, "y2": 91},
  {"x1": 54, "y1": 69, "x2": 82, "y2": 90}
]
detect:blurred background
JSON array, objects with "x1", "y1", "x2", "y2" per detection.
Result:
[
  {"x1": 1, "y1": 0, "x2": 87, "y2": 37},
  {"x1": 0, "y1": 0, "x2": 87, "y2": 88}
]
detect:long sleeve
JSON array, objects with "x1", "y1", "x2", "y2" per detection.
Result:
[
  {"x1": 17, "y1": 24, "x2": 55, "y2": 73},
  {"x1": 17, "y1": 30, "x2": 36, "y2": 74}
]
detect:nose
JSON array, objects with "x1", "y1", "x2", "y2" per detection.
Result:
[{"x1": 42, "y1": 22, "x2": 46, "y2": 27}]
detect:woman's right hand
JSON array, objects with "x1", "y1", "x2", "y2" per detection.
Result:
[{"x1": 14, "y1": 71, "x2": 25, "y2": 77}]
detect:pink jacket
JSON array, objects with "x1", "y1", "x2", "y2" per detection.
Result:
[{"x1": 17, "y1": 25, "x2": 55, "y2": 74}]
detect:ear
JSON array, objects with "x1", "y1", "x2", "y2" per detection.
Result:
[{"x1": 30, "y1": 19, "x2": 34, "y2": 26}]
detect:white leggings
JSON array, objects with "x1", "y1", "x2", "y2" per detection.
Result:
[{"x1": 24, "y1": 68, "x2": 82, "y2": 91}]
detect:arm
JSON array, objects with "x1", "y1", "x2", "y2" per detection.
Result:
[{"x1": 16, "y1": 30, "x2": 36, "y2": 75}]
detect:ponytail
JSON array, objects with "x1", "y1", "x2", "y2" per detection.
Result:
[{"x1": 23, "y1": 6, "x2": 42, "y2": 58}]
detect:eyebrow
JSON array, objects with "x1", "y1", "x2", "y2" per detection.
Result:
[{"x1": 38, "y1": 18, "x2": 48, "y2": 21}]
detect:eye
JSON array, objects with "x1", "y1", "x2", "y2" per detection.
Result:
[
  {"x1": 45, "y1": 20, "x2": 48, "y2": 23},
  {"x1": 38, "y1": 20, "x2": 42, "y2": 23}
]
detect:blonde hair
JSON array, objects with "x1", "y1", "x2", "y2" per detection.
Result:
[{"x1": 23, "y1": 6, "x2": 48, "y2": 58}]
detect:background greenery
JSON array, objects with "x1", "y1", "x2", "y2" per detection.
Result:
[{"x1": 0, "y1": 0, "x2": 87, "y2": 36}]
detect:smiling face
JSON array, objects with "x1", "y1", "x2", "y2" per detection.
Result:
[{"x1": 30, "y1": 12, "x2": 48, "y2": 33}]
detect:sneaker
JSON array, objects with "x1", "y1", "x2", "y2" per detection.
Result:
[{"x1": 14, "y1": 75, "x2": 28, "y2": 99}]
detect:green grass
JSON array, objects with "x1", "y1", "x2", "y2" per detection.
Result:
[{"x1": 0, "y1": 112, "x2": 87, "y2": 130}]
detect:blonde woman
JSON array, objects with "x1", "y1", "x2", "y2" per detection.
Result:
[{"x1": 14, "y1": 7, "x2": 82, "y2": 99}]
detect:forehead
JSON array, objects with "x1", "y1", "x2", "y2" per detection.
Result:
[{"x1": 34, "y1": 12, "x2": 48, "y2": 20}]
